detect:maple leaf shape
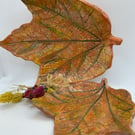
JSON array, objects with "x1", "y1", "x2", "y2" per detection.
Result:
[
  {"x1": 0, "y1": 0, "x2": 122, "y2": 84},
  {"x1": 32, "y1": 79, "x2": 135, "y2": 135}
]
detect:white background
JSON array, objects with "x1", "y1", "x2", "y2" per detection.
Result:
[{"x1": 0, "y1": 0, "x2": 135, "y2": 134}]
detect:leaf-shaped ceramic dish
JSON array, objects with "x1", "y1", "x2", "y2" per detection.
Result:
[
  {"x1": 0, "y1": 0, "x2": 122, "y2": 85},
  {"x1": 33, "y1": 79, "x2": 135, "y2": 135}
]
